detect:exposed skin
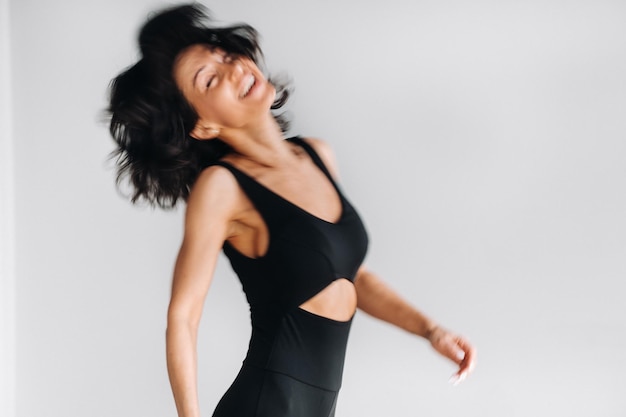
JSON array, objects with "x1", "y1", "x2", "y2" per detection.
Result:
[{"x1": 167, "y1": 44, "x2": 477, "y2": 417}]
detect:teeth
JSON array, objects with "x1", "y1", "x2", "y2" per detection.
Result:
[{"x1": 241, "y1": 76, "x2": 255, "y2": 98}]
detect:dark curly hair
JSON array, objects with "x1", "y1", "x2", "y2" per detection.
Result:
[{"x1": 107, "y1": 4, "x2": 290, "y2": 208}]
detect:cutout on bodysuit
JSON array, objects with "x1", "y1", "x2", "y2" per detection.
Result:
[{"x1": 298, "y1": 278, "x2": 357, "y2": 323}]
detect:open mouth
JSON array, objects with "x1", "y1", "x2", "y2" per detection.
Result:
[{"x1": 240, "y1": 75, "x2": 256, "y2": 98}]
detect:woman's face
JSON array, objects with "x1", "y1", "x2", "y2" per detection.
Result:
[{"x1": 173, "y1": 44, "x2": 276, "y2": 138}]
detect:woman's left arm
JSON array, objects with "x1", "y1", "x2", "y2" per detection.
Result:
[
  {"x1": 304, "y1": 137, "x2": 476, "y2": 383},
  {"x1": 354, "y1": 267, "x2": 477, "y2": 384}
]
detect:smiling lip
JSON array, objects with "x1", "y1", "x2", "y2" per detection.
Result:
[{"x1": 240, "y1": 74, "x2": 257, "y2": 99}]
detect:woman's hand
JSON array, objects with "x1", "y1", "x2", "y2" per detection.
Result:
[
  {"x1": 352, "y1": 267, "x2": 477, "y2": 385},
  {"x1": 427, "y1": 326, "x2": 477, "y2": 385}
]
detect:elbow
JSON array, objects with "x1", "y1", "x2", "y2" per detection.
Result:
[{"x1": 166, "y1": 300, "x2": 202, "y2": 333}]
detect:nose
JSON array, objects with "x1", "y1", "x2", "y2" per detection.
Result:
[{"x1": 229, "y1": 58, "x2": 245, "y2": 81}]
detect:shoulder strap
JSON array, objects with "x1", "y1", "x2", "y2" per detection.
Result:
[
  {"x1": 287, "y1": 137, "x2": 337, "y2": 186},
  {"x1": 212, "y1": 161, "x2": 255, "y2": 194},
  {"x1": 209, "y1": 161, "x2": 284, "y2": 227}
]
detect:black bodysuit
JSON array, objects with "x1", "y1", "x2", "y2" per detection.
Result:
[{"x1": 211, "y1": 137, "x2": 369, "y2": 417}]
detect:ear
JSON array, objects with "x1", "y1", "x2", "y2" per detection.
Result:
[{"x1": 190, "y1": 124, "x2": 220, "y2": 140}]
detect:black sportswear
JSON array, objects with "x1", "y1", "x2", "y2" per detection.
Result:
[{"x1": 211, "y1": 137, "x2": 369, "y2": 417}]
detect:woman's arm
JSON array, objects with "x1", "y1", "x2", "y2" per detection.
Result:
[
  {"x1": 304, "y1": 137, "x2": 476, "y2": 383},
  {"x1": 354, "y1": 267, "x2": 476, "y2": 383},
  {"x1": 354, "y1": 267, "x2": 437, "y2": 338},
  {"x1": 166, "y1": 167, "x2": 240, "y2": 417}
]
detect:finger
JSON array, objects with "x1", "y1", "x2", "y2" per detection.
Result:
[
  {"x1": 456, "y1": 336, "x2": 475, "y2": 353},
  {"x1": 439, "y1": 340, "x2": 465, "y2": 365},
  {"x1": 456, "y1": 339, "x2": 477, "y2": 375},
  {"x1": 449, "y1": 371, "x2": 467, "y2": 386},
  {"x1": 450, "y1": 359, "x2": 471, "y2": 385}
]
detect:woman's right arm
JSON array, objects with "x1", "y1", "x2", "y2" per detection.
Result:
[{"x1": 166, "y1": 167, "x2": 240, "y2": 417}]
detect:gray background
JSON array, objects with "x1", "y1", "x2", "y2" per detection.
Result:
[{"x1": 1, "y1": 0, "x2": 625, "y2": 416}]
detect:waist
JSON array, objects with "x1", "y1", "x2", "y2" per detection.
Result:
[{"x1": 244, "y1": 307, "x2": 352, "y2": 391}]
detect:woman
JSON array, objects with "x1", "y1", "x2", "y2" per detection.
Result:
[{"x1": 108, "y1": 4, "x2": 476, "y2": 417}]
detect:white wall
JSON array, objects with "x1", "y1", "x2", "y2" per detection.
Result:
[
  {"x1": 1, "y1": 0, "x2": 16, "y2": 415},
  {"x1": 10, "y1": 0, "x2": 626, "y2": 416}
]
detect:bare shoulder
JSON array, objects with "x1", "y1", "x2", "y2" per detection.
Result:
[
  {"x1": 300, "y1": 137, "x2": 340, "y2": 179},
  {"x1": 184, "y1": 165, "x2": 241, "y2": 236}
]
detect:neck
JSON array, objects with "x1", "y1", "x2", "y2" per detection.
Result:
[{"x1": 220, "y1": 116, "x2": 294, "y2": 168}]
